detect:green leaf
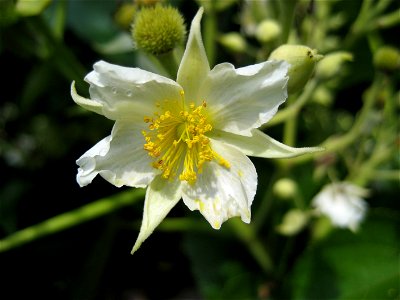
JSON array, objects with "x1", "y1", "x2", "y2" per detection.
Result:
[
  {"x1": 287, "y1": 211, "x2": 400, "y2": 300},
  {"x1": 183, "y1": 232, "x2": 259, "y2": 299},
  {"x1": 16, "y1": 0, "x2": 52, "y2": 17}
]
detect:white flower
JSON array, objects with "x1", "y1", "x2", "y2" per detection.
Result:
[
  {"x1": 71, "y1": 8, "x2": 322, "y2": 253},
  {"x1": 312, "y1": 182, "x2": 369, "y2": 231}
]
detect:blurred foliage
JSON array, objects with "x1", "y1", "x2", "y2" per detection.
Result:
[{"x1": 1, "y1": 0, "x2": 399, "y2": 299}]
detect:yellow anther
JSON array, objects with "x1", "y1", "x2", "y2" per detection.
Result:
[{"x1": 142, "y1": 99, "x2": 229, "y2": 183}]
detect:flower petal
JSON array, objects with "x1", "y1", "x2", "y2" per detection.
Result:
[
  {"x1": 85, "y1": 60, "x2": 182, "y2": 120},
  {"x1": 181, "y1": 140, "x2": 257, "y2": 229},
  {"x1": 131, "y1": 176, "x2": 182, "y2": 254},
  {"x1": 200, "y1": 60, "x2": 289, "y2": 136},
  {"x1": 176, "y1": 7, "x2": 210, "y2": 102},
  {"x1": 76, "y1": 121, "x2": 157, "y2": 188},
  {"x1": 312, "y1": 182, "x2": 368, "y2": 231},
  {"x1": 71, "y1": 81, "x2": 103, "y2": 115},
  {"x1": 211, "y1": 128, "x2": 324, "y2": 158}
]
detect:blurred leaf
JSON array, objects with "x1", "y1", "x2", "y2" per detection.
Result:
[
  {"x1": 0, "y1": 180, "x2": 30, "y2": 234},
  {"x1": 16, "y1": 0, "x2": 52, "y2": 17},
  {"x1": 93, "y1": 32, "x2": 133, "y2": 55},
  {"x1": 287, "y1": 211, "x2": 400, "y2": 299},
  {"x1": 66, "y1": 0, "x2": 120, "y2": 44},
  {"x1": 183, "y1": 232, "x2": 259, "y2": 299}
]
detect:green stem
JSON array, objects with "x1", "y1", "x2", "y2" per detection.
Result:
[
  {"x1": 157, "y1": 50, "x2": 180, "y2": 78},
  {"x1": 203, "y1": 3, "x2": 217, "y2": 66},
  {"x1": 371, "y1": 170, "x2": 400, "y2": 181},
  {"x1": 52, "y1": 0, "x2": 67, "y2": 39},
  {"x1": 278, "y1": 0, "x2": 297, "y2": 44},
  {"x1": 348, "y1": 145, "x2": 392, "y2": 186},
  {"x1": 229, "y1": 218, "x2": 274, "y2": 273},
  {"x1": 253, "y1": 172, "x2": 281, "y2": 232},
  {"x1": 0, "y1": 189, "x2": 145, "y2": 253},
  {"x1": 283, "y1": 75, "x2": 381, "y2": 166},
  {"x1": 262, "y1": 79, "x2": 318, "y2": 129},
  {"x1": 283, "y1": 96, "x2": 297, "y2": 146},
  {"x1": 375, "y1": 9, "x2": 400, "y2": 29}
]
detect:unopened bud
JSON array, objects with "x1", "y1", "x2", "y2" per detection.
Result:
[
  {"x1": 273, "y1": 178, "x2": 298, "y2": 200},
  {"x1": 269, "y1": 45, "x2": 323, "y2": 94},
  {"x1": 373, "y1": 46, "x2": 400, "y2": 72},
  {"x1": 219, "y1": 32, "x2": 247, "y2": 53},
  {"x1": 131, "y1": 4, "x2": 186, "y2": 55},
  {"x1": 316, "y1": 51, "x2": 353, "y2": 79},
  {"x1": 312, "y1": 86, "x2": 333, "y2": 106},
  {"x1": 276, "y1": 209, "x2": 310, "y2": 236},
  {"x1": 255, "y1": 19, "x2": 281, "y2": 44},
  {"x1": 114, "y1": 3, "x2": 136, "y2": 30}
]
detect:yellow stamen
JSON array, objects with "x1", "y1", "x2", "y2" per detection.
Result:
[{"x1": 142, "y1": 96, "x2": 230, "y2": 184}]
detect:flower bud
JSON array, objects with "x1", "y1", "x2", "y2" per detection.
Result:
[
  {"x1": 114, "y1": 3, "x2": 136, "y2": 30},
  {"x1": 312, "y1": 86, "x2": 333, "y2": 106},
  {"x1": 315, "y1": 51, "x2": 353, "y2": 80},
  {"x1": 373, "y1": 46, "x2": 400, "y2": 72},
  {"x1": 131, "y1": 4, "x2": 186, "y2": 55},
  {"x1": 219, "y1": 32, "x2": 247, "y2": 53},
  {"x1": 269, "y1": 45, "x2": 323, "y2": 94},
  {"x1": 255, "y1": 19, "x2": 281, "y2": 44},
  {"x1": 276, "y1": 209, "x2": 310, "y2": 236},
  {"x1": 273, "y1": 178, "x2": 298, "y2": 200}
]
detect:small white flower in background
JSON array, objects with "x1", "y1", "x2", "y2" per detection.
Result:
[
  {"x1": 71, "y1": 8, "x2": 322, "y2": 253},
  {"x1": 312, "y1": 182, "x2": 369, "y2": 232}
]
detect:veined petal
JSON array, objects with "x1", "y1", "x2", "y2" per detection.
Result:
[
  {"x1": 176, "y1": 7, "x2": 210, "y2": 102},
  {"x1": 71, "y1": 81, "x2": 103, "y2": 115},
  {"x1": 210, "y1": 128, "x2": 324, "y2": 158},
  {"x1": 76, "y1": 121, "x2": 157, "y2": 188},
  {"x1": 200, "y1": 60, "x2": 289, "y2": 136},
  {"x1": 181, "y1": 140, "x2": 257, "y2": 229},
  {"x1": 85, "y1": 60, "x2": 182, "y2": 121},
  {"x1": 131, "y1": 176, "x2": 182, "y2": 254}
]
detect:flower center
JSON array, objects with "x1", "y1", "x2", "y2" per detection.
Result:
[{"x1": 142, "y1": 91, "x2": 230, "y2": 184}]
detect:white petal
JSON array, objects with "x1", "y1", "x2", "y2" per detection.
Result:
[
  {"x1": 210, "y1": 128, "x2": 324, "y2": 158},
  {"x1": 176, "y1": 8, "x2": 210, "y2": 102},
  {"x1": 200, "y1": 60, "x2": 289, "y2": 136},
  {"x1": 71, "y1": 81, "x2": 103, "y2": 115},
  {"x1": 76, "y1": 121, "x2": 157, "y2": 188},
  {"x1": 85, "y1": 60, "x2": 182, "y2": 120},
  {"x1": 312, "y1": 182, "x2": 368, "y2": 231},
  {"x1": 131, "y1": 177, "x2": 182, "y2": 254},
  {"x1": 76, "y1": 136, "x2": 111, "y2": 187},
  {"x1": 181, "y1": 140, "x2": 257, "y2": 229}
]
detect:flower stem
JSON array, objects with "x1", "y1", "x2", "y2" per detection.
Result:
[
  {"x1": 203, "y1": 4, "x2": 217, "y2": 66},
  {"x1": 283, "y1": 97, "x2": 297, "y2": 146},
  {"x1": 262, "y1": 79, "x2": 318, "y2": 128},
  {"x1": 278, "y1": 0, "x2": 298, "y2": 44},
  {"x1": 283, "y1": 75, "x2": 381, "y2": 165},
  {"x1": 157, "y1": 50, "x2": 180, "y2": 78},
  {"x1": 229, "y1": 218, "x2": 274, "y2": 273},
  {"x1": 0, "y1": 189, "x2": 145, "y2": 253}
]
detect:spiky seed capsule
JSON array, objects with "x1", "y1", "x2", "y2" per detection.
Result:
[{"x1": 131, "y1": 4, "x2": 186, "y2": 55}]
